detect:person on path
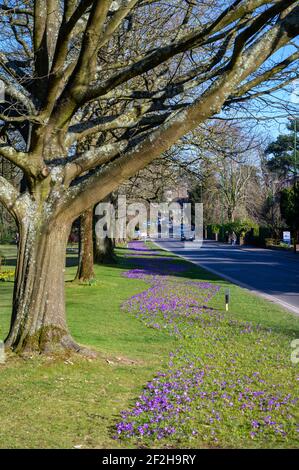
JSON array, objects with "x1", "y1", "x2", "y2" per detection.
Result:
[{"x1": 231, "y1": 231, "x2": 237, "y2": 246}]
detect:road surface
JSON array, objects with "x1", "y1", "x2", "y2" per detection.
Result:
[{"x1": 155, "y1": 240, "x2": 299, "y2": 315}]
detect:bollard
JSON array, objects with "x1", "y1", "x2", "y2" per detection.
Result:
[
  {"x1": 225, "y1": 288, "x2": 230, "y2": 311},
  {"x1": 0, "y1": 340, "x2": 5, "y2": 364}
]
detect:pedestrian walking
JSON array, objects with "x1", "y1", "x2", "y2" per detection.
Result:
[{"x1": 232, "y1": 231, "x2": 237, "y2": 246}]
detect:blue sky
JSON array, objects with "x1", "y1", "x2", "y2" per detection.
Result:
[
  {"x1": 218, "y1": 40, "x2": 299, "y2": 140},
  {"x1": 249, "y1": 42, "x2": 299, "y2": 139}
]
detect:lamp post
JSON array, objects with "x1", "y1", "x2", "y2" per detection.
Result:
[
  {"x1": 294, "y1": 117, "x2": 298, "y2": 253},
  {"x1": 220, "y1": 188, "x2": 224, "y2": 242},
  {"x1": 290, "y1": 116, "x2": 298, "y2": 253},
  {"x1": 294, "y1": 118, "x2": 297, "y2": 178},
  {"x1": 288, "y1": 115, "x2": 298, "y2": 178}
]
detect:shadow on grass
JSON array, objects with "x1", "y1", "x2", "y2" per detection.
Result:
[{"x1": 2, "y1": 242, "x2": 299, "y2": 341}]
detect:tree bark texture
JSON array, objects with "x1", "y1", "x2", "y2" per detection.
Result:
[{"x1": 75, "y1": 208, "x2": 95, "y2": 282}]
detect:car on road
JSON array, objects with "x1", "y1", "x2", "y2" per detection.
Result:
[{"x1": 181, "y1": 226, "x2": 195, "y2": 241}]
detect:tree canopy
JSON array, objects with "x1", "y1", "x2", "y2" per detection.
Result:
[
  {"x1": 280, "y1": 182, "x2": 299, "y2": 231},
  {"x1": 266, "y1": 118, "x2": 299, "y2": 178},
  {"x1": 0, "y1": 1, "x2": 298, "y2": 223}
]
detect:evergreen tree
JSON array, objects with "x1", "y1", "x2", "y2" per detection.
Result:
[
  {"x1": 265, "y1": 118, "x2": 299, "y2": 178},
  {"x1": 280, "y1": 182, "x2": 299, "y2": 252}
]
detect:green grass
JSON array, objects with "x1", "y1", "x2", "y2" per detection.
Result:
[
  {"x1": 146, "y1": 240, "x2": 299, "y2": 336},
  {"x1": 0, "y1": 243, "x2": 298, "y2": 448},
  {"x1": 0, "y1": 245, "x2": 174, "y2": 448}
]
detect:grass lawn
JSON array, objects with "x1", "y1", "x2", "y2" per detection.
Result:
[
  {"x1": 0, "y1": 244, "x2": 174, "y2": 448},
  {"x1": 0, "y1": 242, "x2": 298, "y2": 448}
]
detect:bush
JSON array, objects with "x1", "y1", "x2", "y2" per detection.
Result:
[
  {"x1": 0, "y1": 270, "x2": 14, "y2": 282},
  {"x1": 257, "y1": 226, "x2": 272, "y2": 246},
  {"x1": 0, "y1": 251, "x2": 5, "y2": 269},
  {"x1": 207, "y1": 221, "x2": 285, "y2": 247},
  {"x1": 208, "y1": 220, "x2": 263, "y2": 245},
  {"x1": 210, "y1": 224, "x2": 221, "y2": 234},
  {"x1": 0, "y1": 222, "x2": 16, "y2": 244},
  {"x1": 279, "y1": 242, "x2": 291, "y2": 249},
  {"x1": 265, "y1": 238, "x2": 279, "y2": 247}
]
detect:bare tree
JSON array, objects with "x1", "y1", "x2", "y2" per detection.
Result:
[
  {"x1": 209, "y1": 126, "x2": 257, "y2": 222},
  {"x1": 174, "y1": 123, "x2": 264, "y2": 225},
  {"x1": 218, "y1": 159, "x2": 254, "y2": 222},
  {"x1": 120, "y1": 157, "x2": 185, "y2": 203},
  {"x1": 0, "y1": 0, "x2": 298, "y2": 354}
]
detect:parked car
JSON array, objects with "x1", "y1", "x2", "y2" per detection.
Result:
[{"x1": 181, "y1": 226, "x2": 195, "y2": 241}]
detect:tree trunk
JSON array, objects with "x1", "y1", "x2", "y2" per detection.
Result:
[
  {"x1": 5, "y1": 218, "x2": 81, "y2": 354},
  {"x1": 227, "y1": 208, "x2": 235, "y2": 223},
  {"x1": 75, "y1": 208, "x2": 95, "y2": 282},
  {"x1": 94, "y1": 234, "x2": 116, "y2": 264}
]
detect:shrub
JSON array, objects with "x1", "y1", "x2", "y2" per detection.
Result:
[
  {"x1": 0, "y1": 251, "x2": 5, "y2": 269},
  {"x1": 210, "y1": 224, "x2": 221, "y2": 234},
  {"x1": 265, "y1": 238, "x2": 279, "y2": 247},
  {"x1": 0, "y1": 270, "x2": 14, "y2": 282}
]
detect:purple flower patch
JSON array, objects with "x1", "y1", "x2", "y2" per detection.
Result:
[{"x1": 115, "y1": 241, "x2": 298, "y2": 446}]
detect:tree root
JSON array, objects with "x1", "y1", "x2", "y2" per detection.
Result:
[{"x1": 5, "y1": 327, "x2": 98, "y2": 359}]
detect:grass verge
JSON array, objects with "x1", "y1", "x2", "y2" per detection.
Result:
[{"x1": 0, "y1": 243, "x2": 298, "y2": 448}]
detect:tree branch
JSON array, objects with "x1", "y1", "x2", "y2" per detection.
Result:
[
  {"x1": 85, "y1": 0, "x2": 284, "y2": 101},
  {"x1": 59, "y1": 3, "x2": 299, "y2": 220},
  {"x1": 232, "y1": 50, "x2": 299, "y2": 98},
  {"x1": 0, "y1": 4, "x2": 33, "y2": 16},
  {"x1": 46, "y1": 0, "x2": 276, "y2": 131},
  {"x1": 33, "y1": 0, "x2": 49, "y2": 80},
  {"x1": 0, "y1": 146, "x2": 28, "y2": 171},
  {"x1": 66, "y1": 103, "x2": 152, "y2": 143},
  {"x1": 0, "y1": 175, "x2": 21, "y2": 219},
  {"x1": 64, "y1": 140, "x2": 128, "y2": 185},
  {"x1": 96, "y1": 0, "x2": 139, "y2": 50}
]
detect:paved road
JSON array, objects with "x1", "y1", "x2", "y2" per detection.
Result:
[{"x1": 155, "y1": 240, "x2": 299, "y2": 315}]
